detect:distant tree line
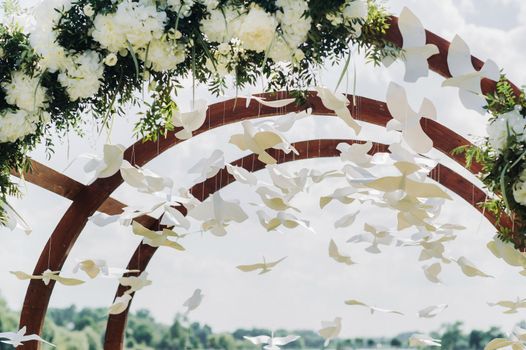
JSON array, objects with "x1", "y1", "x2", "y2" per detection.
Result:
[{"x1": 0, "y1": 293, "x2": 509, "y2": 350}]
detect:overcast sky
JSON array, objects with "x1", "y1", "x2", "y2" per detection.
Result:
[{"x1": 1, "y1": 0, "x2": 526, "y2": 339}]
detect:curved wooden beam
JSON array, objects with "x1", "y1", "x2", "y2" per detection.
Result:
[
  {"x1": 104, "y1": 138, "x2": 501, "y2": 349},
  {"x1": 19, "y1": 18, "x2": 518, "y2": 347}
]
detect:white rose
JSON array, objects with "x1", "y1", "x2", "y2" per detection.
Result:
[
  {"x1": 487, "y1": 108, "x2": 526, "y2": 154},
  {"x1": 0, "y1": 109, "x2": 40, "y2": 143},
  {"x1": 2, "y1": 72, "x2": 47, "y2": 113},
  {"x1": 83, "y1": 4, "x2": 95, "y2": 17},
  {"x1": 104, "y1": 53, "x2": 118, "y2": 66},
  {"x1": 238, "y1": 6, "x2": 277, "y2": 53}
]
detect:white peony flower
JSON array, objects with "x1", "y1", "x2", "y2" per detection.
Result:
[
  {"x1": 2, "y1": 72, "x2": 47, "y2": 113},
  {"x1": 487, "y1": 108, "x2": 526, "y2": 154},
  {"x1": 200, "y1": 6, "x2": 244, "y2": 43},
  {"x1": 30, "y1": 29, "x2": 71, "y2": 73},
  {"x1": 238, "y1": 5, "x2": 277, "y2": 53},
  {"x1": 514, "y1": 169, "x2": 526, "y2": 206},
  {"x1": 268, "y1": 36, "x2": 293, "y2": 62},
  {"x1": 139, "y1": 39, "x2": 186, "y2": 72},
  {"x1": 58, "y1": 50, "x2": 104, "y2": 101},
  {"x1": 92, "y1": 13, "x2": 128, "y2": 52},
  {"x1": 276, "y1": 0, "x2": 311, "y2": 48},
  {"x1": 0, "y1": 109, "x2": 41, "y2": 143}
]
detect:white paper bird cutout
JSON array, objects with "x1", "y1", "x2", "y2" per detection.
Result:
[
  {"x1": 386, "y1": 83, "x2": 436, "y2": 154},
  {"x1": 83, "y1": 144, "x2": 125, "y2": 179},
  {"x1": 237, "y1": 256, "x2": 287, "y2": 275},
  {"x1": 318, "y1": 317, "x2": 342, "y2": 347},
  {"x1": 455, "y1": 257, "x2": 494, "y2": 278},
  {"x1": 132, "y1": 221, "x2": 185, "y2": 251},
  {"x1": 183, "y1": 289, "x2": 204, "y2": 316},
  {"x1": 422, "y1": 263, "x2": 443, "y2": 284},
  {"x1": 230, "y1": 121, "x2": 298, "y2": 165},
  {"x1": 334, "y1": 211, "x2": 360, "y2": 229},
  {"x1": 309, "y1": 169, "x2": 344, "y2": 184},
  {"x1": 315, "y1": 86, "x2": 361, "y2": 134},
  {"x1": 189, "y1": 192, "x2": 248, "y2": 236},
  {"x1": 188, "y1": 150, "x2": 225, "y2": 183},
  {"x1": 418, "y1": 304, "x2": 448, "y2": 318},
  {"x1": 320, "y1": 187, "x2": 358, "y2": 209},
  {"x1": 267, "y1": 166, "x2": 309, "y2": 196},
  {"x1": 244, "y1": 332, "x2": 300, "y2": 350},
  {"x1": 347, "y1": 223, "x2": 397, "y2": 254},
  {"x1": 109, "y1": 294, "x2": 133, "y2": 315},
  {"x1": 256, "y1": 187, "x2": 299, "y2": 212},
  {"x1": 329, "y1": 239, "x2": 355, "y2": 266},
  {"x1": 160, "y1": 206, "x2": 191, "y2": 229},
  {"x1": 73, "y1": 259, "x2": 109, "y2": 279},
  {"x1": 366, "y1": 161, "x2": 451, "y2": 199},
  {"x1": 1, "y1": 200, "x2": 32, "y2": 235},
  {"x1": 345, "y1": 299, "x2": 404, "y2": 315},
  {"x1": 337, "y1": 142, "x2": 373, "y2": 167},
  {"x1": 0, "y1": 326, "x2": 55, "y2": 348},
  {"x1": 487, "y1": 236, "x2": 526, "y2": 270},
  {"x1": 488, "y1": 297, "x2": 526, "y2": 314},
  {"x1": 257, "y1": 210, "x2": 314, "y2": 233},
  {"x1": 226, "y1": 164, "x2": 258, "y2": 186},
  {"x1": 172, "y1": 99, "x2": 208, "y2": 140},
  {"x1": 247, "y1": 95, "x2": 296, "y2": 109},
  {"x1": 254, "y1": 110, "x2": 310, "y2": 133},
  {"x1": 485, "y1": 327, "x2": 526, "y2": 350},
  {"x1": 387, "y1": 8, "x2": 439, "y2": 82},
  {"x1": 412, "y1": 234, "x2": 455, "y2": 263},
  {"x1": 409, "y1": 334, "x2": 441, "y2": 347},
  {"x1": 89, "y1": 212, "x2": 120, "y2": 227},
  {"x1": 119, "y1": 271, "x2": 152, "y2": 294},
  {"x1": 11, "y1": 269, "x2": 85, "y2": 286},
  {"x1": 120, "y1": 161, "x2": 173, "y2": 194},
  {"x1": 442, "y1": 35, "x2": 500, "y2": 113}
]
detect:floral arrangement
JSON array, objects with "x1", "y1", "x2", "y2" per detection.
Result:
[
  {"x1": 454, "y1": 79, "x2": 526, "y2": 245},
  {"x1": 0, "y1": 0, "x2": 396, "y2": 222}
]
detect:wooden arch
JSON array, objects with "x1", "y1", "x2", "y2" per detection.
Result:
[
  {"x1": 15, "y1": 18, "x2": 519, "y2": 349},
  {"x1": 104, "y1": 139, "x2": 496, "y2": 349}
]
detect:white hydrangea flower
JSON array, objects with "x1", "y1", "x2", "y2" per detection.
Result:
[
  {"x1": 514, "y1": 169, "x2": 526, "y2": 206},
  {"x1": 0, "y1": 109, "x2": 41, "y2": 143},
  {"x1": 200, "y1": 6, "x2": 244, "y2": 43},
  {"x1": 2, "y1": 72, "x2": 47, "y2": 113},
  {"x1": 58, "y1": 51, "x2": 104, "y2": 101},
  {"x1": 140, "y1": 39, "x2": 186, "y2": 72},
  {"x1": 487, "y1": 108, "x2": 526, "y2": 154},
  {"x1": 276, "y1": 0, "x2": 311, "y2": 48},
  {"x1": 238, "y1": 5, "x2": 277, "y2": 52},
  {"x1": 92, "y1": 0, "x2": 167, "y2": 52}
]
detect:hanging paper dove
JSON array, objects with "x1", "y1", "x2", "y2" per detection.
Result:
[
  {"x1": 256, "y1": 187, "x2": 299, "y2": 212},
  {"x1": 230, "y1": 121, "x2": 297, "y2": 165},
  {"x1": 315, "y1": 86, "x2": 361, "y2": 134},
  {"x1": 188, "y1": 192, "x2": 248, "y2": 236},
  {"x1": 244, "y1": 332, "x2": 300, "y2": 350},
  {"x1": 236, "y1": 256, "x2": 287, "y2": 275},
  {"x1": 488, "y1": 298, "x2": 526, "y2": 314},
  {"x1": 345, "y1": 299, "x2": 404, "y2": 315},
  {"x1": 132, "y1": 221, "x2": 185, "y2": 251},
  {"x1": 160, "y1": 206, "x2": 191, "y2": 229},
  {"x1": 318, "y1": 317, "x2": 342, "y2": 347},
  {"x1": 254, "y1": 110, "x2": 310, "y2": 132},
  {"x1": 386, "y1": 8, "x2": 439, "y2": 82},
  {"x1": 172, "y1": 99, "x2": 208, "y2": 140},
  {"x1": 83, "y1": 144, "x2": 125, "y2": 179},
  {"x1": 1, "y1": 200, "x2": 32, "y2": 235},
  {"x1": 329, "y1": 239, "x2": 355, "y2": 266},
  {"x1": 386, "y1": 83, "x2": 436, "y2": 154},
  {"x1": 418, "y1": 304, "x2": 448, "y2": 318},
  {"x1": 409, "y1": 334, "x2": 441, "y2": 347},
  {"x1": 226, "y1": 164, "x2": 258, "y2": 186},
  {"x1": 347, "y1": 223, "x2": 397, "y2": 254},
  {"x1": 73, "y1": 259, "x2": 109, "y2": 279},
  {"x1": 415, "y1": 235, "x2": 455, "y2": 263},
  {"x1": 120, "y1": 161, "x2": 173, "y2": 194},
  {"x1": 309, "y1": 169, "x2": 344, "y2": 184},
  {"x1": 183, "y1": 289, "x2": 204, "y2": 316},
  {"x1": 119, "y1": 271, "x2": 152, "y2": 294},
  {"x1": 89, "y1": 212, "x2": 120, "y2": 227},
  {"x1": 267, "y1": 165, "x2": 309, "y2": 196},
  {"x1": 257, "y1": 210, "x2": 314, "y2": 233},
  {"x1": 442, "y1": 35, "x2": 500, "y2": 113},
  {"x1": 109, "y1": 294, "x2": 133, "y2": 315},
  {"x1": 484, "y1": 327, "x2": 526, "y2": 350},
  {"x1": 11, "y1": 270, "x2": 84, "y2": 286},
  {"x1": 487, "y1": 236, "x2": 526, "y2": 270},
  {"x1": 320, "y1": 187, "x2": 358, "y2": 209},
  {"x1": 337, "y1": 142, "x2": 373, "y2": 167},
  {"x1": 422, "y1": 263, "x2": 443, "y2": 284},
  {"x1": 334, "y1": 211, "x2": 360, "y2": 229},
  {"x1": 454, "y1": 257, "x2": 494, "y2": 278},
  {"x1": 188, "y1": 150, "x2": 225, "y2": 183},
  {"x1": 366, "y1": 161, "x2": 451, "y2": 199},
  {"x1": 247, "y1": 95, "x2": 296, "y2": 109},
  {"x1": 0, "y1": 326, "x2": 55, "y2": 348}
]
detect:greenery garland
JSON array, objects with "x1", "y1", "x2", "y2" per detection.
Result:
[{"x1": 0, "y1": 0, "x2": 397, "y2": 223}]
